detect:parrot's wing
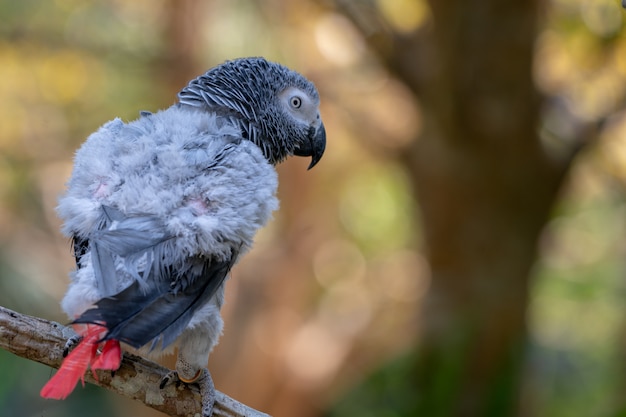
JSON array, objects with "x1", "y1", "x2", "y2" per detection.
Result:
[
  {"x1": 73, "y1": 205, "x2": 239, "y2": 351},
  {"x1": 74, "y1": 252, "x2": 236, "y2": 350},
  {"x1": 81, "y1": 206, "x2": 176, "y2": 297}
]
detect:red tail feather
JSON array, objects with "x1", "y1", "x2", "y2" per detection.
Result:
[
  {"x1": 91, "y1": 340, "x2": 122, "y2": 371},
  {"x1": 40, "y1": 324, "x2": 121, "y2": 400}
]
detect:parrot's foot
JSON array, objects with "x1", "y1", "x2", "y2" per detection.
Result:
[
  {"x1": 159, "y1": 368, "x2": 215, "y2": 416},
  {"x1": 63, "y1": 334, "x2": 82, "y2": 357},
  {"x1": 195, "y1": 369, "x2": 216, "y2": 417}
]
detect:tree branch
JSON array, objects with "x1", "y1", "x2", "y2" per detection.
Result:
[
  {"x1": 0, "y1": 305, "x2": 270, "y2": 417},
  {"x1": 330, "y1": 0, "x2": 434, "y2": 97}
]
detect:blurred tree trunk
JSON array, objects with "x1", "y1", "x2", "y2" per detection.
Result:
[
  {"x1": 339, "y1": 1, "x2": 573, "y2": 416},
  {"x1": 406, "y1": 2, "x2": 550, "y2": 416}
]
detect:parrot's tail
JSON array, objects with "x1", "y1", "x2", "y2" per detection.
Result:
[{"x1": 40, "y1": 324, "x2": 122, "y2": 400}]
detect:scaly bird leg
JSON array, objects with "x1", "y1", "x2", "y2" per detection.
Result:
[
  {"x1": 160, "y1": 354, "x2": 216, "y2": 416},
  {"x1": 194, "y1": 369, "x2": 215, "y2": 417}
]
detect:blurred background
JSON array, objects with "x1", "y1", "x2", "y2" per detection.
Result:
[{"x1": 1, "y1": 0, "x2": 626, "y2": 416}]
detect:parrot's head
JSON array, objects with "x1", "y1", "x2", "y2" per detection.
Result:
[{"x1": 178, "y1": 57, "x2": 326, "y2": 169}]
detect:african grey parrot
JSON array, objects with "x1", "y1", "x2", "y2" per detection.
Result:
[{"x1": 40, "y1": 57, "x2": 326, "y2": 416}]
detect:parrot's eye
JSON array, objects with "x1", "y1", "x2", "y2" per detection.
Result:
[{"x1": 290, "y1": 96, "x2": 302, "y2": 109}]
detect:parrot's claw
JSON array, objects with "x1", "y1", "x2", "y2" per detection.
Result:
[
  {"x1": 63, "y1": 335, "x2": 83, "y2": 357},
  {"x1": 159, "y1": 369, "x2": 215, "y2": 416},
  {"x1": 159, "y1": 371, "x2": 179, "y2": 389}
]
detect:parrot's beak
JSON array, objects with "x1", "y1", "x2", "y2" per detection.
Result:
[{"x1": 295, "y1": 122, "x2": 326, "y2": 170}]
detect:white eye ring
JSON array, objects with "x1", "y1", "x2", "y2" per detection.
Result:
[{"x1": 290, "y1": 96, "x2": 302, "y2": 109}]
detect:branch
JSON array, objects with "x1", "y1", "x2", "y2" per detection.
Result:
[
  {"x1": 0, "y1": 305, "x2": 270, "y2": 417},
  {"x1": 330, "y1": 0, "x2": 434, "y2": 97}
]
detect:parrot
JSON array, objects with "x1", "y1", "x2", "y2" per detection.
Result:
[{"x1": 40, "y1": 57, "x2": 326, "y2": 416}]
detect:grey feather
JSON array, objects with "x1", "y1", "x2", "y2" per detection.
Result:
[
  {"x1": 92, "y1": 208, "x2": 175, "y2": 289},
  {"x1": 74, "y1": 249, "x2": 238, "y2": 350}
]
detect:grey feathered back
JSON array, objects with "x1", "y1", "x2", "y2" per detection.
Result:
[{"x1": 58, "y1": 106, "x2": 279, "y2": 333}]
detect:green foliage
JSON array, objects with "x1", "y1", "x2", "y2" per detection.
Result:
[{"x1": 327, "y1": 351, "x2": 418, "y2": 417}]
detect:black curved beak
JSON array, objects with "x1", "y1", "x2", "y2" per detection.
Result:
[{"x1": 294, "y1": 122, "x2": 326, "y2": 170}]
